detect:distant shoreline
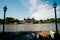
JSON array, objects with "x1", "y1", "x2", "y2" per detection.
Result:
[{"x1": 0, "y1": 23, "x2": 60, "y2": 25}]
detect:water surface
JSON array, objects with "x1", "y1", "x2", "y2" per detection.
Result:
[{"x1": 0, "y1": 23, "x2": 60, "y2": 32}]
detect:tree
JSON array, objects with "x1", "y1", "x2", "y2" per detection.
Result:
[
  {"x1": 46, "y1": 19, "x2": 51, "y2": 23},
  {"x1": 39, "y1": 20, "x2": 44, "y2": 23},
  {"x1": 15, "y1": 19, "x2": 20, "y2": 24},
  {"x1": 6, "y1": 17, "x2": 15, "y2": 24},
  {"x1": 0, "y1": 19, "x2": 3, "y2": 24},
  {"x1": 24, "y1": 18, "x2": 26, "y2": 21},
  {"x1": 27, "y1": 17, "x2": 31, "y2": 23},
  {"x1": 32, "y1": 18, "x2": 35, "y2": 23},
  {"x1": 50, "y1": 18, "x2": 55, "y2": 23},
  {"x1": 57, "y1": 18, "x2": 60, "y2": 23}
]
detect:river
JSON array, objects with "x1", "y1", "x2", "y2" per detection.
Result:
[{"x1": 0, "y1": 23, "x2": 60, "y2": 32}]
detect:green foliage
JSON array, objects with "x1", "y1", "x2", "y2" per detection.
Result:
[
  {"x1": 50, "y1": 18, "x2": 55, "y2": 23},
  {"x1": 23, "y1": 18, "x2": 38, "y2": 24},
  {"x1": 39, "y1": 20, "x2": 45, "y2": 23},
  {"x1": 0, "y1": 17, "x2": 60, "y2": 24},
  {"x1": 57, "y1": 18, "x2": 60, "y2": 23},
  {"x1": 6, "y1": 17, "x2": 15, "y2": 24},
  {"x1": 0, "y1": 17, "x2": 22, "y2": 24},
  {"x1": 15, "y1": 19, "x2": 22, "y2": 24},
  {"x1": 0, "y1": 19, "x2": 3, "y2": 24},
  {"x1": 38, "y1": 18, "x2": 60, "y2": 23},
  {"x1": 31, "y1": 18, "x2": 35, "y2": 23}
]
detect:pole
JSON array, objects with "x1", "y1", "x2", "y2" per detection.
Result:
[
  {"x1": 54, "y1": 7, "x2": 58, "y2": 33},
  {"x1": 3, "y1": 11, "x2": 6, "y2": 32}
]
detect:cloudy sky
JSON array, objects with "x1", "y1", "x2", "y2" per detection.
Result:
[{"x1": 0, "y1": 0, "x2": 60, "y2": 20}]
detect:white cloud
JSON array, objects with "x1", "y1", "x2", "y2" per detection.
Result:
[
  {"x1": 32, "y1": 3, "x2": 55, "y2": 20},
  {"x1": 20, "y1": 0, "x2": 60, "y2": 20}
]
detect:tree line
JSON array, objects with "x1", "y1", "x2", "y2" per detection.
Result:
[
  {"x1": 0, "y1": 17, "x2": 60, "y2": 24},
  {"x1": 39, "y1": 18, "x2": 60, "y2": 23},
  {"x1": 0, "y1": 17, "x2": 22, "y2": 24}
]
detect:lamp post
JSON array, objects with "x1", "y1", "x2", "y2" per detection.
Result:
[
  {"x1": 53, "y1": 2, "x2": 58, "y2": 33},
  {"x1": 3, "y1": 5, "x2": 7, "y2": 32}
]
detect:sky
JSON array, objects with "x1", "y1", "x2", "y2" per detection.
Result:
[{"x1": 0, "y1": 0, "x2": 60, "y2": 20}]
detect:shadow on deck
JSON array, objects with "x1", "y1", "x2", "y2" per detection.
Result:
[{"x1": 0, "y1": 32, "x2": 60, "y2": 40}]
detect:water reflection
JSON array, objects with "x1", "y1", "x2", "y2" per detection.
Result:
[{"x1": 0, "y1": 23, "x2": 60, "y2": 32}]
